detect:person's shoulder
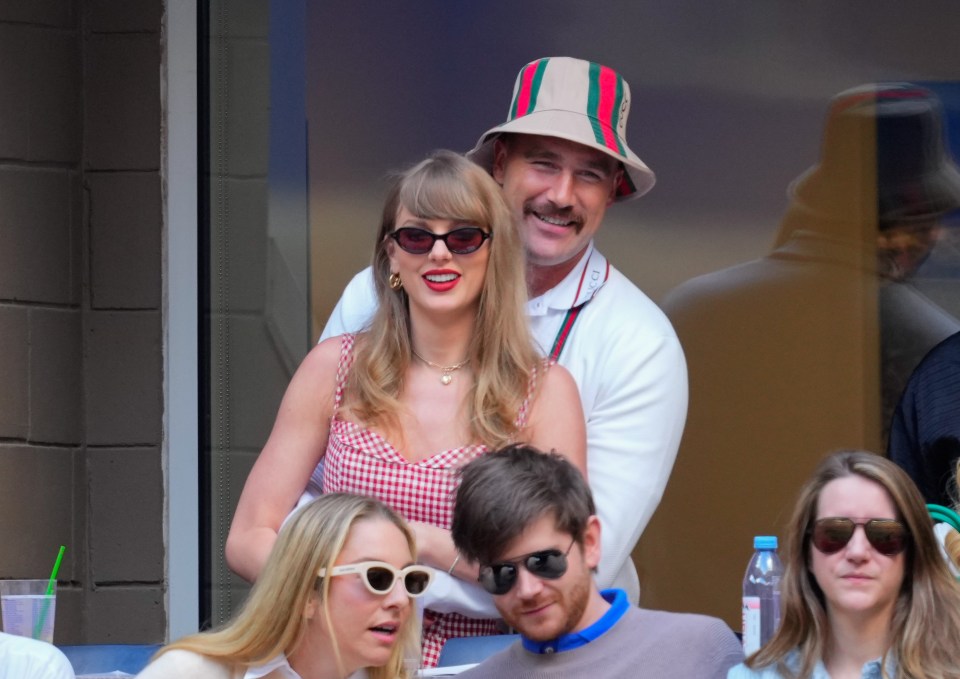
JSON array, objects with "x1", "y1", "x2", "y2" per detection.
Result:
[
  {"x1": 301, "y1": 332, "x2": 356, "y2": 375},
  {"x1": 318, "y1": 267, "x2": 378, "y2": 341},
  {"x1": 939, "y1": 329, "x2": 960, "y2": 354},
  {"x1": 601, "y1": 262, "x2": 665, "y2": 310},
  {"x1": 630, "y1": 608, "x2": 739, "y2": 642},
  {"x1": 336, "y1": 267, "x2": 377, "y2": 310},
  {"x1": 725, "y1": 650, "x2": 802, "y2": 679},
  {"x1": 659, "y1": 256, "x2": 785, "y2": 321},
  {"x1": 345, "y1": 266, "x2": 375, "y2": 287},
  {"x1": 314, "y1": 332, "x2": 350, "y2": 359},
  {"x1": 623, "y1": 610, "x2": 745, "y2": 677},
  {"x1": 280, "y1": 337, "x2": 345, "y2": 401},
  {"x1": 0, "y1": 631, "x2": 69, "y2": 661},
  {"x1": 0, "y1": 632, "x2": 74, "y2": 678},
  {"x1": 582, "y1": 260, "x2": 677, "y2": 338},
  {"x1": 915, "y1": 329, "x2": 960, "y2": 371},
  {"x1": 455, "y1": 642, "x2": 524, "y2": 678},
  {"x1": 896, "y1": 329, "x2": 960, "y2": 407},
  {"x1": 137, "y1": 649, "x2": 233, "y2": 678},
  {"x1": 537, "y1": 359, "x2": 577, "y2": 391},
  {"x1": 726, "y1": 661, "x2": 776, "y2": 678}
]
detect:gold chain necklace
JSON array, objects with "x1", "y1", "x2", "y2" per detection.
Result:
[{"x1": 411, "y1": 349, "x2": 470, "y2": 386}]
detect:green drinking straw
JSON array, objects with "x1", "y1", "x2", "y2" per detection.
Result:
[{"x1": 34, "y1": 545, "x2": 65, "y2": 640}]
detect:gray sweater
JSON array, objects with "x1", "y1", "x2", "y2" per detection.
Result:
[{"x1": 457, "y1": 608, "x2": 744, "y2": 679}]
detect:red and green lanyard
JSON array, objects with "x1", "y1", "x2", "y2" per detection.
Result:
[{"x1": 548, "y1": 258, "x2": 610, "y2": 361}]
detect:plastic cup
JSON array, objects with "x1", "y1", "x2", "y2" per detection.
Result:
[{"x1": 0, "y1": 579, "x2": 56, "y2": 643}]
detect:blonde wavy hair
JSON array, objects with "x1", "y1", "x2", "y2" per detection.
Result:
[
  {"x1": 747, "y1": 450, "x2": 960, "y2": 679},
  {"x1": 156, "y1": 494, "x2": 421, "y2": 679},
  {"x1": 345, "y1": 149, "x2": 538, "y2": 448}
]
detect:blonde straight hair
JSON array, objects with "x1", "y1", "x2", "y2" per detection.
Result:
[
  {"x1": 156, "y1": 494, "x2": 421, "y2": 679},
  {"x1": 345, "y1": 150, "x2": 538, "y2": 448},
  {"x1": 747, "y1": 450, "x2": 960, "y2": 679}
]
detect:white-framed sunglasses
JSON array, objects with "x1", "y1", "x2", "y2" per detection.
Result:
[{"x1": 317, "y1": 561, "x2": 433, "y2": 598}]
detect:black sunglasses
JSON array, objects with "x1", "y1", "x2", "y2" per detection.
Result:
[
  {"x1": 810, "y1": 517, "x2": 909, "y2": 557},
  {"x1": 389, "y1": 227, "x2": 492, "y2": 255},
  {"x1": 317, "y1": 561, "x2": 433, "y2": 598},
  {"x1": 478, "y1": 538, "x2": 575, "y2": 595}
]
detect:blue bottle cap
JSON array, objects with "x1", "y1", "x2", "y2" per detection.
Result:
[{"x1": 754, "y1": 535, "x2": 778, "y2": 550}]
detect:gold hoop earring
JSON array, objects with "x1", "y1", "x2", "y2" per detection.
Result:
[{"x1": 389, "y1": 272, "x2": 403, "y2": 290}]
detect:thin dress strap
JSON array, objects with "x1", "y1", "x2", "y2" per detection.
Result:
[
  {"x1": 514, "y1": 358, "x2": 553, "y2": 428},
  {"x1": 332, "y1": 333, "x2": 357, "y2": 411}
]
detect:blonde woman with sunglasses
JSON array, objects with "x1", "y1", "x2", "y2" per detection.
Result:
[
  {"x1": 728, "y1": 451, "x2": 960, "y2": 679},
  {"x1": 226, "y1": 150, "x2": 587, "y2": 666},
  {"x1": 138, "y1": 494, "x2": 430, "y2": 679}
]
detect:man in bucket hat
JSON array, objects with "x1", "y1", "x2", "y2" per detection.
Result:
[{"x1": 321, "y1": 56, "x2": 687, "y2": 616}]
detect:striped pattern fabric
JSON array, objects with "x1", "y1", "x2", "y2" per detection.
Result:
[
  {"x1": 318, "y1": 334, "x2": 545, "y2": 667},
  {"x1": 509, "y1": 57, "x2": 549, "y2": 120},
  {"x1": 507, "y1": 57, "x2": 629, "y2": 159},
  {"x1": 504, "y1": 57, "x2": 637, "y2": 197},
  {"x1": 467, "y1": 56, "x2": 655, "y2": 201},
  {"x1": 586, "y1": 61, "x2": 627, "y2": 156}
]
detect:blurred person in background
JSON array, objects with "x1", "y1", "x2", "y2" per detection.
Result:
[{"x1": 641, "y1": 83, "x2": 960, "y2": 628}]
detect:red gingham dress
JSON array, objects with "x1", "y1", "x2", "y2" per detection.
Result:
[{"x1": 316, "y1": 334, "x2": 540, "y2": 667}]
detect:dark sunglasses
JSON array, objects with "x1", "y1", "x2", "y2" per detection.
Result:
[
  {"x1": 389, "y1": 227, "x2": 491, "y2": 255},
  {"x1": 478, "y1": 538, "x2": 575, "y2": 595},
  {"x1": 318, "y1": 561, "x2": 433, "y2": 598},
  {"x1": 810, "y1": 517, "x2": 909, "y2": 557}
]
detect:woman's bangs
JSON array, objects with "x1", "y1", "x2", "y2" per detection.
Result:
[{"x1": 399, "y1": 170, "x2": 489, "y2": 228}]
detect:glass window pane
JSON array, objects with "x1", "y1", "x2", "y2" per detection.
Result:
[
  {"x1": 202, "y1": 0, "x2": 310, "y2": 626},
  {"x1": 201, "y1": 1, "x2": 960, "y2": 630}
]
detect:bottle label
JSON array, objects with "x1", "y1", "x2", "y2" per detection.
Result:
[{"x1": 742, "y1": 596, "x2": 761, "y2": 655}]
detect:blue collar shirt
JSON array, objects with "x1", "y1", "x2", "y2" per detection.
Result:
[{"x1": 520, "y1": 588, "x2": 629, "y2": 655}]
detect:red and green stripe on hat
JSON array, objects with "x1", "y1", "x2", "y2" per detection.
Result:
[{"x1": 507, "y1": 57, "x2": 636, "y2": 196}]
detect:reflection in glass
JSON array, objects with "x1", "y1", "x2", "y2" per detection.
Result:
[{"x1": 638, "y1": 83, "x2": 960, "y2": 626}]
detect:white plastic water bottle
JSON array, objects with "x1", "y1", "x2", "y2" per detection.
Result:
[{"x1": 742, "y1": 535, "x2": 783, "y2": 655}]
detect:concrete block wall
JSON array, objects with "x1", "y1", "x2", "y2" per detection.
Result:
[
  {"x1": 0, "y1": 0, "x2": 165, "y2": 643},
  {"x1": 206, "y1": 0, "x2": 277, "y2": 625}
]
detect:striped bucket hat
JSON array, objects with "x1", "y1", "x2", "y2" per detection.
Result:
[{"x1": 467, "y1": 56, "x2": 655, "y2": 202}]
